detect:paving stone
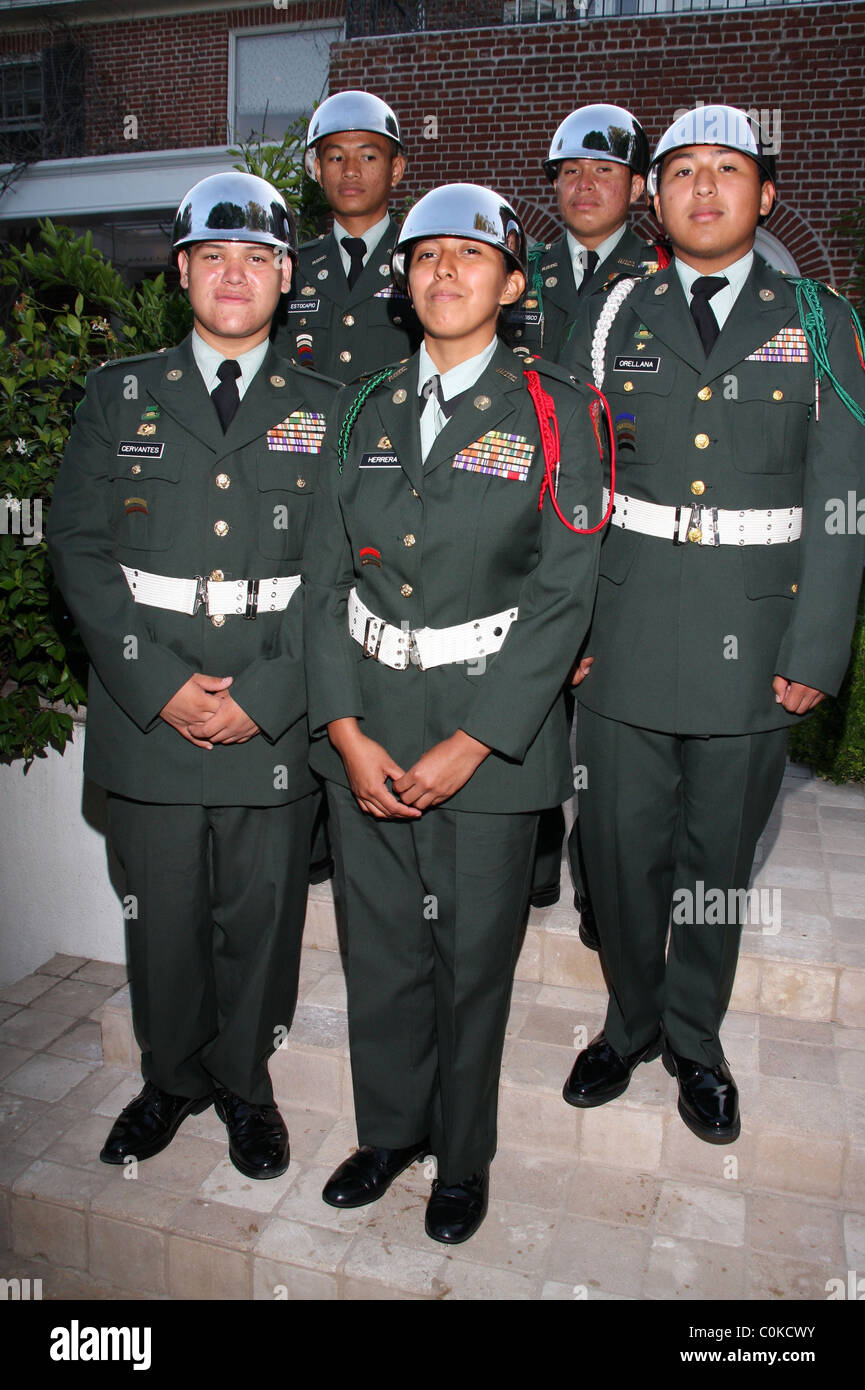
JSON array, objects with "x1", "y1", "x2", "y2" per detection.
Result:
[
  {"x1": 518, "y1": 1004, "x2": 585, "y2": 1050},
  {"x1": 655, "y1": 1180, "x2": 746, "y2": 1246},
  {"x1": 90, "y1": 1177, "x2": 181, "y2": 1230},
  {"x1": 759, "y1": 962, "x2": 836, "y2": 1020},
  {"x1": 12, "y1": 1159, "x2": 106, "y2": 1210},
  {"x1": 838, "y1": 1050, "x2": 865, "y2": 1089},
  {"x1": 36, "y1": 955, "x2": 89, "y2": 979},
  {"x1": 254, "y1": 1215, "x2": 352, "y2": 1273},
  {"x1": 3, "y1": 1055, "x2": 96, "y2": 1103},
  {"x1": 752, "y1": 1076, "x2": 846, "y2": 1136},
  {"x1": 31, "y1": 980, "x2": 115, "y2": 1019},
  {"x1": 502, "y1": 1038, "x2": 574, "y2": 1093},
  {"x1": 0, "y1": 973, "x2": 57, "y2": 1006},
  {"x1": 749, "y1": 1193, "x2": 843, "y2": 1267},
  {"x1": 644, "y1": 1234, "x2": 747, "y2": 1300},
  {"x1": 11, "y1": 1195, "x2": 86, "y2": 1268},
  {"x1": 579, "y1": 1104, "x2": 664, "y2": 1172},
  {"x1": 274, "y1": 1165, "x2": 376, "y2": 1235},
  {"x1": 753, "y1": 1130, "x2": 844, "y2": 1199},
  {"x1": 132, "y1": 1134, "x2": 225, "y2": 1193},
  {"x1": 565, "y1": 1164, "x2": 660, "y2": 1227},
  {"x1": 253, "y1": 1255, "x2": 338, "y2": 1301},
  {"x1": 837, "y1": 970, "x2": 865, "y2": 1028},
  {"x1": 89, "y1": 1213, "x2": 166, "y2": 1294},
  {"x1": 660, "y1": 1117, "x2": 752, "y2": 1184},
  {"x1": 62, "y1": 1064, "x2": 138, "y2": 1114},
  {"x1": 44, "y1": 1021, "x2": 103, "y2": 1064},
  {"x1": 286, "y1": 1003, "x2": 349, "y2": 1052},
  {"x1": 0, "y1": 1044, "x2": 32, "y2": 1081},
  {"x1": 302, "y1": 972, "x2": 348, "y2": 1012},
  {"x1": 0, "y1": 1008, "x2": 76, "y2": 1051},
  {"x1": 0, "y1": 1142, "x2": 42, "y2": 1187},
  {"x1": 758, "y1": 1038, "x2": 838, "y2": 1084},
  {"x1": 498, "y1": 1085, "x2": 581, "y2": 1155},
  {"x1": 541, "y1": 1279, "x2": 631, "y2": 1301},
  {"x1": 437, "y1": 1257, "x2": 540, "y2": 1300},
  {"x1": 198, "y1": 1156, "x2": 298, "y2": 1213},
  {"x1": 490, "y1": 1148, "x2": 574, "y2": 1210},
  {"x1": 747, "y1": 1250, "x2": 837, "y2": 1300},
  {"x1": 0, "y1": 1094, "x2": 48, "y2": 1146},
  {"x1": 0, "y1": 1003, "x2": 20, "y2": 1024},
  {"x1": 167, "y1": 1234, "x2": 250, "y2": 1299},
  {"x1": 342, "y1": 1235, "x2": 449, "y2": 1299},
  {"x1": 70, "y1": 962, "x2": 128, "y2": 988},
  {"x1": 169, "y1": 1197, "x2": 267, "y2": 1253},
  {"x1": 760, "y1": 1015, "x2": 834, "y2": 1044},
  {"x1": 546, "y1": 1215, "x2": 650, "y2": 1296},
  {"x1": 842, "y1": 1148, "x2": 865, "y2": 1209},
  {"x1": 843, "y1": 1212, "x2": 865, "y2": 1269}
]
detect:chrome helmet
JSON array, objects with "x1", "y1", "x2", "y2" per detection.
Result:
[
  {"x1": 646, "y1": 104, "x2": 776, "y2": 197},
  {"x1": 304, "y1": 90, "x2": 402, "y2": 178},
  {"x1": 544, "y1": 104, "x2": 650, "y2": 182},
  {"x1": 391, "y1": 183, "x2": 527, "y2": 289},
  {"x1": 172, "y1": 172, "x2": 296, "y2": 264}
]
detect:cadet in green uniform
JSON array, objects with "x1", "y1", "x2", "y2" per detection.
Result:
[
  {"x1": 274, "y1": 90, "x2": 421, "y2": 382},
  {"x1": 305, "y1": 185, "x2": 603, "y2": 1241},
  {"x1": 48, "y1": 173, "x2": 338, "y2": 1178},
  {"x1": 511, "y1": 104, "x2": 656, "y2": 366},
  {"x1": 561, "y1": 107, "x2": 865, "y2": 1142}
]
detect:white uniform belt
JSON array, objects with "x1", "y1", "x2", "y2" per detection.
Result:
[
  {"x1": 604, "y1": 488, "x2": 803, "y2": 546},
  {"x1": 348, "y1": 587, "x2": 518, "y2": 671},
  {"x1": 120, "y1": 564, "x2": 301, "y2": 617}
]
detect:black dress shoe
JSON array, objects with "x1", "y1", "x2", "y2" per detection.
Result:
[
  {"x1": 322, "y1": 1140, "x2": 429, "y2": 1208},
  {"x1": 563, "y1": 1030, "x2": 661, "y2": 1108},
  {"x1": 425, "y1": 1168, "x2": 489, "y2": 1244},
  {"x1": 574, "y1": 890, "x2": 600, "y2": 951},
  {"x1": 99, "y1": 1081, "x2": 212, "y2": 1165},
  {"x1": 309, "y1": 856, "x2": 334, "y2": 885},
  {"x1": 530, "y1": 882, "x2": 561, "y2": 909},
  {"x1": 213, "y1": 1087, "x2": 290, "y2": 1179},
  {"x1": 663, "y1": 1047, "x2": 741, "y2": 1144}
]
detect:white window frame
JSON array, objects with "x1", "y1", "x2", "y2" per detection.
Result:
[{"x1": 226, "y1": 18, "x2": 345, "y2": 146}]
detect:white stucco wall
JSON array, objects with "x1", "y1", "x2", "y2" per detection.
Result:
[{"x1": 0, "y1": 721, "x2": 125, "y2": 987}]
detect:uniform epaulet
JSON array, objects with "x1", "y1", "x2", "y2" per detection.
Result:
[
  {"x1": 92, "y1": 349, "x2": 166, "y2": 374},
  {"x1": 602, "y1": 271, "x2": 638, "y2": 294},
  {"x1": 287, "y1": 360, "x2": 343, "y2": 389},
  {"x1": 520, "y1": 355, "x2": 581, "y2": 389},
  {"x1": 297, "y1": 234, "x2": 327, "y2": 255}
]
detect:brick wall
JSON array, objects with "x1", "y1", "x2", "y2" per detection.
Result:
[
  {"x1": 0, "y1": 2, "x2": 346, "y2": 156},
  {"x1": 331, "y1": 2, "x2": 865, "y2": 284}
]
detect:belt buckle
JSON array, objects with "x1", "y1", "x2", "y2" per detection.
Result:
[
  {"x1": 194, "y1": 575, "x2": 207, "y2": 615},
  {"x1": 363, "y1": 615, "x2": 385, "y2": 660},
  {"x1": 243, "y1": 578, "x2": 259, "y2": 620},
  {"x1": 673, "y1": 503, "x2": 707, "y2": 546},
  {"x1": 408, "y1": 631, "x2": 424, "y2": 671}
]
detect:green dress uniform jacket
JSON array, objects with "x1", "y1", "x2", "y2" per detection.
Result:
[
  {"x1": 305, "y1": 343, "x2": 603, "y2": 811},
  {"x1": 47, "y1": 335, "x2": 339, "y2": 1105},
  {"x1": 510, "y1": 225, "x2": 658, "y2": 361},
  {"x1": 567, "y1": 258, "x2": 865, "y2": 736},
  {"x1": 274, "y1": 217, "x2": 421, "y2": 382},
  {"x1": 304, "y1": 339, "x2": 603, "y2": 1179},
  {"x1": 561, "y1": 255, "x2": 865, "y2": 1065},
  {"x1": 48, "y1": 336, "x2": 337, "y2": 807}
]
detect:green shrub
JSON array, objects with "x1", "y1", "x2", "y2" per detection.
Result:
[
  {"x1": 788, "y1": 578, "x2": 865, "y2": 784},
  {"x1": 0, "y1": 220, "x2": 190, "y2": 768}
]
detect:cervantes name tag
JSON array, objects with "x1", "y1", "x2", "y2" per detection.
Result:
[{"x1": 117, "y1": 441, "x2": 165, "y2": 458}]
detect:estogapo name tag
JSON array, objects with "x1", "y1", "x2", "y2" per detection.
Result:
[
  {"x1": 613, "y1": 356, "x2": 660, "y2": 372},
  {"x1": 117, "y1": 441, "x2": 165, "y2": 458},
  {"x1": 286, "y1": 299, "x2": 319, "y2": 313}
]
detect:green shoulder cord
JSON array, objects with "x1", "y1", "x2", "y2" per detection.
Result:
[
  {"x1": 337, "y1": 367, "x2": 393, "y2": 473},
  {"x1": 793, "y1": 277, "x2": 865, "y2": 427},
  {"x1": 527, "y1": 241, "x2": 547, "y2": 322}
]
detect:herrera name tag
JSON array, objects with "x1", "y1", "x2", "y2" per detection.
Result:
[
  {"x1": 613, "y1": 356, "x2": 660, "y2": 373},
  {"x1": 360, "y1": 453, "x2": 400, "y2": 468},
  {"x1": 117, "y1": 441, "x2": 165, "y2": 458}
]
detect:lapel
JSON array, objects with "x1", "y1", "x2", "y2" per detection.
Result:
[
  {"x1": 145, "y1": 336, "x2": 224, "y2": 456},
  {"x1": 700, "y1": 259, "x2": 797, "y2": 385},
  {"x1": 591, "y1": 225, "x2": 654, "y2": 291},
  {"x1": 303, "y1": 233, "x2": 348, "y2": 310},
  {"x1": 535, "y1": 233, "x2": 580, "y2": 317},
  {"x1": 423, "y1": 341, "x2": 525, "y2": 478},
  {"x1": 624, "y1": 267, "x2": 705, "y2": 365},
  {"x1": 370, "y1": 355, "x2": 424, "y2": 493}
]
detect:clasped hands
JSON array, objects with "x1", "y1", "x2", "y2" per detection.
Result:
[
  {"x1": 328, "y1": 718, "x2": 490, "y2": 819},
  {"x1": 160, "y1": 673, "x2": 260, "y2": 749}
]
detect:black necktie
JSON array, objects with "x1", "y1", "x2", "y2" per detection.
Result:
[
  {"x1": 211, "y1": 358, "x2": 241, "y2": 432},
  {"x1": 576, "y1": 249, "x2": 599, "y2": 298},
  {"x1": 690, "y1": 276, "x2": 728, "y2": 355},
  {"x1": 420, "y1": 374, "x2": 467, "y2": 421},
  {"x1": 342, "y1": 236, "x2": 367, "y2": 290}
]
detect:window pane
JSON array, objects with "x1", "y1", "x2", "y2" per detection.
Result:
[{"x1": 234, "y1": 29, "x2": 342, "y2": 141}]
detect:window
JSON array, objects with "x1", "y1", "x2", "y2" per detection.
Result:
[
  {"x1": 0, "y1": 59, "x2": 43, "y2": 160},
  {"x1": 230, "y1": 25, "x2": 343, "y2": 143}
]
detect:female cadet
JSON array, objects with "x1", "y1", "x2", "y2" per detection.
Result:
[{"x1": 304, "y1": 185, "x2": 604, "y2": 1243}]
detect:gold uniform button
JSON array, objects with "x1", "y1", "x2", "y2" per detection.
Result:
[
  {"x1": 211, "y1": 614, "x2": 226, "y2": 628},
  {"x1": 339, "y1": 350, "x2": 352, "y2": 363},
  {"x1": 688, "y1": 527, "x2": 703, "y2": 544},
  {"x1": 690, "y1": 480, "x2": 706, "y2": 496},
  {"x1": 130, "y1": 464, "x2": 142, "y2": 475},
  {"x1": 697, "y1": 386, "x2": 712, "y2": 401},
  {"x1": 411, "y1": 488, "x2": 420, "y2": 498},
  {"x1": 393, "y1": 316, "x2": 402, "y2": 325},
  {"x1": 209, "y1": 569, "x2": 224, "y2": 582},
  {"x1": 343, "y1": 314, "x2": 355, "y2": 327},
  {"x1": 403, "y1": 533, "x2": 416, "y2": 547},
  {"x1": 213, "y1": 520, "x2": 229, "y2": 537},
  {"x1": 215, "y1": 473, "x2": 230, "y2": 490},
  {"x1": 400, "y1": 583, "x2": 413, "y2": 598},
  {"x1": 694, "y1": 433, "x2": 710, "y2": 449},
  {"x1": 269, "y1": 374, "x2": 285, "y2": 388},
  {"x1": 165, "y1": 368, "x2": 183, "y2": 381},
  {"x1": 791, "y1": 583, "x2": 798, "y2": 594},
  {"x1": 623, "y1": 381, "x2": 634, "y2": 392},
  {"x1": 773, "y1": 389, "x2": 784, "y2": 401},
  {"x1": 296, "y1": 477, "x2": 306, "y2": 488}
]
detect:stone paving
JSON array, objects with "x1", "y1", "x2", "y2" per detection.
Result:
[{"x1": 0, "y1": 764, "x2": 862, "y2": 1300}]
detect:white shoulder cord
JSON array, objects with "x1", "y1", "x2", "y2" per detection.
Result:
[{"x1": 590, "y1": 276, "x2": 640, "y2": 390}]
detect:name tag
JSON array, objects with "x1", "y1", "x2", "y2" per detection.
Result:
[
  {"x1": 613, "y1": 355, "x2": 660, "y2": 372},
  {"x1": 360, "y1": 453, "x2": 401, "y2": 468},
  {"x1": 286, "y1": 299, "x2": 319, "y2": 313},
  {"x1": 511, "y1": 309, "x2": 542, "y2": 327},
  {"x1": 117, "y1": 441, "x2": 165, "y2": 458}
]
